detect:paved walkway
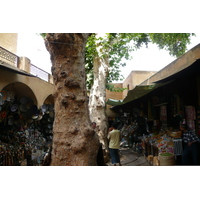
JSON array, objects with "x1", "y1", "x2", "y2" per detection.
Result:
[{"x1": 106, "y1": 147, "x2": 151, "y2": 166}]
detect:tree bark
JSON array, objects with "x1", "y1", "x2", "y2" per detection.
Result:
[
  {"x1": 89, "y1": 34, "x2": 110, "y2": 162},
  {"x1": 45, "y1": 33, "x2": 99, "y2": 166}
]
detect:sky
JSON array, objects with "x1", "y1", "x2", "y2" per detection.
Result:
[
  {"x1": 121, "y1": 34, "x2": 200, "y2": 78},
  {"x1": 17, "y1": 33, "x2": 200, "y2": 81},
  {"x1": 17, "y1": 33, "x2": 52, "y2": 73}
]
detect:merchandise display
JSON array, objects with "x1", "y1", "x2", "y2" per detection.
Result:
[
  {"x1": 0, "y1": 90, "x2": 54, "y2": 166},
  {"x1": 142, "y1": 130, "x2": 182, "y2": 166}
]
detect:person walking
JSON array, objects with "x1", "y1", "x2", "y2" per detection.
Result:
[
  {"x1": 107, "y1": 123, "x2": 122, "y2": 166},
  {"x1": 180, "y1": 124, "x2": 200, "y2": 165}
]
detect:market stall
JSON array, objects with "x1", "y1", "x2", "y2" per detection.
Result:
[
  {"x1": 0, "y1": 90, "x2": 54, "y2": 166},
  {"x1": 142, "y1": 130, "x2": 182, "y2": 166}
]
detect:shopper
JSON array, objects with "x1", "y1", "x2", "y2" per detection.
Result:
[
  {"x1": 107, "y1": 122, "x2": 122, "y2": 166},
  {"x1": 180, "y1": 124, "x2": 200, "y2": 165}
]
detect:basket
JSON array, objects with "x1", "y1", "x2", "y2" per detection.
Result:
[{"x1": 158, "y1": 152, "x2": 175, "y2": 166}]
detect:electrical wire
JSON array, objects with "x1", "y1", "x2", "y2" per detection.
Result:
[{"x1": 47, "y1": 40, "x2": 84, "y2": 47}]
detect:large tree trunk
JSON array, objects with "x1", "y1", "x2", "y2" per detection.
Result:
[
  {"x1": 89, "y1": 34, "x2": 110, "y2": 162},
  {"x1": 45, "y1": 33, "x2": 99, "y2": 166}
]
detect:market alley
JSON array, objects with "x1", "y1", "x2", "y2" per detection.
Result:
[{"x1": 106, "y1": 148, "x2": 150, "y2": 166}]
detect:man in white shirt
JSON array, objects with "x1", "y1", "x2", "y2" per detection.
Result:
[{"x1": 107, "y1": 123, "x2": 122, "y2": 166}]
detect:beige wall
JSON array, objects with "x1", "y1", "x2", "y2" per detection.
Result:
[
  {"x1": 122, "y1": 71, "x2": 157, "y2": 98},
  {"x1": 106, "y1": 83, "x2": 123, "y2": 118},
  {"x1": 0, "y1": 33, "x2": 18, "y2": 54},
  {"x1": 18, "y1": 57, "x2": 31, "y2": 72},
  {"x1": 105, "y1": 72, "x2": 157, "y2": 117},
  {"x1": 106, "y1": 83, "x2": 123, "y2": 101},
  {"x1": 106, "y1": 71, "x2": 157, "y2": 103}
]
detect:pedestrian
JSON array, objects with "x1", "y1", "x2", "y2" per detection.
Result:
[
  {"x1": 180, "y1": 124, "x2": 200, "y2": 165},
  {"x1": 107, "y1": 122, "x2": 122, "y2": 166}
]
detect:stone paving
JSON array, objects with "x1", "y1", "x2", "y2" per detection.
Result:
[{"x1": 106, "y1": 147, "x2": 151, "y2": 166}]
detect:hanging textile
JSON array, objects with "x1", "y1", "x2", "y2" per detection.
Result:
[
  {"x1": 160, "y1": 105, "x2": 167, "y2": 121},
  {"x1": 185, "y1": 106, "x2": 196, "y2": 130}
]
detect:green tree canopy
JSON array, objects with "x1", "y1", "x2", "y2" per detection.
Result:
[
  {"x1": 85, "y1": 33, "x2": 195, "y2": 89},
  {"x1": 40, "y1": 33, "x2": 195, "y2": 89}
]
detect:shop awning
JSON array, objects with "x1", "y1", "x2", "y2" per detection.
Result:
[
  {"x1": 107, "y1": 81, "x2": 172, "y2": 109},
  {"x1": 106, "y1": 98, "x2": 123, "y2": 106},
  {"x1": 123, "y1": 81, "x2": 172, "y2": 103},
  {"x1": 120, "y1": 59, "x2": 200, "y2": 105},
  {"x1": 123, "y1": 85, "x2": 157, "y2": 103}
]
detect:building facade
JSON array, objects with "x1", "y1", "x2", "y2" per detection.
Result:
[
  {"x1": 110, "y1": 43, "x2": 200, "y2": 134},
  {"x1": 0, "y1": 34, "x2": 54, "y2": 166},
  {"x1": 0, "y1": 33, "x2": 18, "y2": 54},
  {"x1": 106, "y1": 71, "x2": 157, "y2": 118}
]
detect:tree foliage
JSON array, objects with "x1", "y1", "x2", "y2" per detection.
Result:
[
  {"x1": 40, "y1": 33, "x2": 195, "y2": 90},
  {"x1": 106, "y1": 83, "x2": 127, "y2": 92},
  {"x1": 148, "y1": 33, "x2": 195, "y2": 57},
  {"x1": 85, "y1": 33, "x2": 195, "y2": 89}
]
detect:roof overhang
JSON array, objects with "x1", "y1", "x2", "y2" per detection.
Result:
[
  {"x1": 154, "y1": 59, "x2": 200, "y2": 83},
  {"x1": 107, "y1": 81, "x2": 173, "y2": 110},
  {"x1": 0, "y1": 62, "x2": 36, "y2": 77}
]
